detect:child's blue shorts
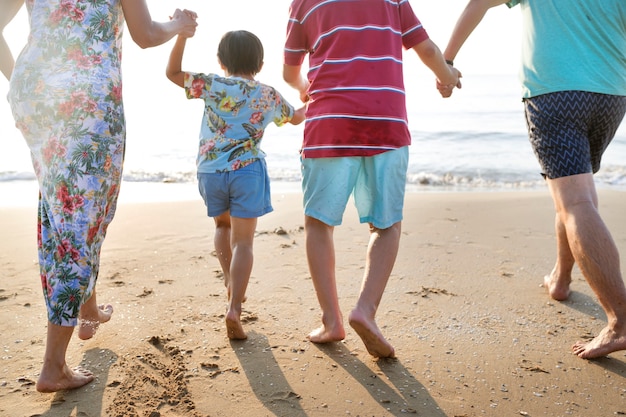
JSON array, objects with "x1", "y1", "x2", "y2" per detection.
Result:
[
  {"x1": 197, "y1": 159, "x2": 273, "y2": 218},
  {"x1": 301, "y1": 146, "x2": 408, "y2": 229}
]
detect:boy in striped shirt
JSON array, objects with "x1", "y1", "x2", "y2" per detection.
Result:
[{"x1": 283, "y1": 0, "x2": 461, "y2": 358}]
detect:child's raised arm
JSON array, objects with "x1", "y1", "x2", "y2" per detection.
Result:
[{"x1": 166, "y1": 35, "x2": 188, "y2": 87}]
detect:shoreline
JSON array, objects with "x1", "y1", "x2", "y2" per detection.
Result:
[{"x1": 6, "y1": 177, "x2": 621, "y2": 209}]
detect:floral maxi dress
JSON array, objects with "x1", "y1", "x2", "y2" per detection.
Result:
[{"x1": 8, "y1": 0, "x2": 126, "y2": 326}]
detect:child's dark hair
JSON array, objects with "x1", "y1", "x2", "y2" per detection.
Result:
[{"x1": 217, "y1": 30, "x2": 264, "y2": 76}]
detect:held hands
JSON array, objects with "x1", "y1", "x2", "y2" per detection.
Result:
[
  {"x1": 171, "y1": 8, "x2": 198, "y2": 38},
  {"x1": 436, "y1": 66, "x2": 462, "y2": 98}
]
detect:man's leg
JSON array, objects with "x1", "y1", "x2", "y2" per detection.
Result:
[
  {"x1": 544, "y1": 213, "x2": 577, "y2": 301},
  {"x1": 305, "y1": 215, "x2": 345, "y2": 343},
  {"x1": 348, "y1": 221, "x2": 401, "y2": 358},
  {"x1": 548, "y1": 173, "x2": 626, "y2": 358}
]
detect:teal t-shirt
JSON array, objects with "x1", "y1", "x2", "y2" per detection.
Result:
[
  {"x1": 184, "y1": 73, "x2": 295, "y2": 173},
  {"x1": 507, "y1": 0, "x2": 626, "y2": 98}
]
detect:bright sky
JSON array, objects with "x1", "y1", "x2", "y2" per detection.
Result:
[{"x1": 0, "y1": 1, "x2": 522, "y2": 170}]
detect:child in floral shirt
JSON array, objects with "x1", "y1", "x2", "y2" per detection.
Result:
[{"x1": 167, "y1": 29, "x2": 305, "y2": 340}]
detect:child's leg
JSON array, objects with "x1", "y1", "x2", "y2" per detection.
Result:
[
  {"x1": 225, "y1": 216, "x2": 257, "y2": 340},
  {"x1": 213, "y1": 212, "x2": 232, "y2": 294}
]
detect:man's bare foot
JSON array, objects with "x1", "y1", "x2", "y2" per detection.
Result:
[
  {"x1": 543, "y1": 272, "x2": 571, "y2": 301},
  {"x1": 225, "y1": 311, "x2": 247, "y2": 340},
  {"x1": 348, "y1": 309, "x2": 395, "y2": 358},
  {"x1": 78, "y1": 304, "x2": 113, "y2": 340},
  {"x1": 572, "y1": 326, "x2": 626, "y2": 359},
  {"x1": 307, "y1": 324, "x2": 345, "y2": 344},
  {"x1": 36, "y1": 365, "x2": 94, "y2": 393}
]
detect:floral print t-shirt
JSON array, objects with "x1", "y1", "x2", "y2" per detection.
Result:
[{"x1": 184, "y1": 72, "x2": 296, "y2": 173}]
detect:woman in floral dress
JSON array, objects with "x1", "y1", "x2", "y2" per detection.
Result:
[{"x1": 7, "y1": 0, "x2": 196, "y2": 393}]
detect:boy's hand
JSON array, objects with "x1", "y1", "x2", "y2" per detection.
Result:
[
  {"x1": 170, "y1": 8, "x2": 197, "y2": 38},
  {"x1": 436, "y1": 67, "x2": 462, "y2": 98}
]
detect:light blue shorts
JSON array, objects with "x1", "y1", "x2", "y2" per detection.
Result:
[
  {"x1": 197, "y1": 159, "x2": 273, "y2": 218},
  {"x1": 301, "y1": 147, "x2": 408, "y2": 229}
]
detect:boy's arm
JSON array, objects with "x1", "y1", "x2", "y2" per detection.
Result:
[
  {"x1": 412, "y1": 39, "x2": 461, "y2": 90},
  {"x1": 283, "y1": 64, "x2": 310, "y2": 103},
  {"x1": 443, "y1": 0, "x2": 508, "y2": 63},
  {"x1": 290, "y1": 106, "x2": 306, "y2": 126},
  {"x1": 166, "y1": 35, "x2": 187, "y2": 87}
]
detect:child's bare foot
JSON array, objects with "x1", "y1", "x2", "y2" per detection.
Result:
[
  {"x1": 348, "y1": 309, "x2": 395, "y2": 358},
  {"x1": 307, "y1": 324, "x2": 345, "y2": 344},
  {"x1": 572, "y1": 326, "x2": 626, "y2": 359},
  {"x1": 36, "y1": 365, "x2": 94, "y2": 393},
  {"x1": 78, "y1": 304, "x2": 113, "y2": 340},
  {"x1": 543, "y1": 272, "x2": 571, "y2": 301},
  {"x1": 225, "y1": 310, "x2": 247, "y2": 340}
]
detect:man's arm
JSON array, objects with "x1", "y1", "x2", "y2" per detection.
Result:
[{"x1": 443, "y1": 0, "x2": 508, "y2": 63}]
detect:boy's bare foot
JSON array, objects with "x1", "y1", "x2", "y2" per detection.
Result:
[
  {"x1": 225, "y1": 311, "x2": 247, "y2": 340},
  {"x1": 36, "y1": 365, "x2": 94, "y2": 393},
  {"x1": 307, "y1": 324, "x2": 345, "y2": 344},
  {"x1": 543, "y1": 272, "x2": 571, "y2": 301},
  {"x1": 572, "y1": 326, "x2": 626, "y2": 359},
  {"x1": 348, "y1": 309, "x2": 395, "y2": 358},
  {"x1": 78, "y1": 304, "x2": 113, "y2": 340}
]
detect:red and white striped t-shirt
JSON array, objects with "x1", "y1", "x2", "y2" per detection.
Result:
[{"x1": 284, "y1": 0, "x2": 429, "y2": 158}]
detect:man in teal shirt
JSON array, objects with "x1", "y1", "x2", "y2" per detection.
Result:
[{"x1": 443, "y1": 0, "x2": 626, "y2": 359}]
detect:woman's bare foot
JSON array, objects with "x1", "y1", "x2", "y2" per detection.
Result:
[
  {"x1": 543, "y1": 272, "x2": 571, "y2": 301},
  {"x1": 572, "y1": 326, "x2": 626, "y2": 359},
  {"x1": 78, "y1": 304, "x2": 113, "y2": 340},
  {"x1": 36, "y1": 365, "x2": 94, "y2": 393},
  {"x1": 225, "y1": 310, "x2": 247, "y2": 340},
  {"x1": 307, "y1": 324, "x2": 345, "y2": 344},
  {"x1": 348, "y1": 309, "x2": 395, "y2": 358}
]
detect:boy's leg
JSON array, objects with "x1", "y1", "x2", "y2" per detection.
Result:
[
  {"x1": 213, "y1": 212, "x2": 232, "y2": 294},
  {"x1": 348, "y1": 147, "x2": 407, "y2": 358},
  {"x1": 305, "y1": 215, "x2": 345, "y2": 343},
  {"x1": 225, "y1": 216, "x2": 257, "y2": 340},
  {"x1": 349, "y1": 222, "x2": 400, "y2": 358},
  {"x1": 301, "y1": 157, "x2": 356, "y2": 344}
]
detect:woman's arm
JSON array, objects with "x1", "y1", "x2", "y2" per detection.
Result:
[
  {"x1": 121, "y1": 0, "x2": 196, "y2": 49},
  {"x1": 0, "y1": 0, "x2": 24, "y2": 80}
]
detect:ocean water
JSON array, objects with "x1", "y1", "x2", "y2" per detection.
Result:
[
  {"x1": 1, "y1": 1, "x2": 625, "y2": 200},
  {"x1": 2, "y1": 73, "x2": 625, "y2": 195}
]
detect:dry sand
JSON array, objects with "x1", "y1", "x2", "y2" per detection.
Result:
[{"x1": 1, "y1": 187, "x2": 625, "y2": 417}]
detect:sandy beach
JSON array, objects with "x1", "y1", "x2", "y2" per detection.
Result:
[{"x1": 1, "y1": 186, "x2": 625, "y2": 417}]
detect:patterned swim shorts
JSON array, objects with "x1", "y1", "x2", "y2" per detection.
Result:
[{"x1": 523, "y1": 91, "x2": 626, "y2": 179}]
